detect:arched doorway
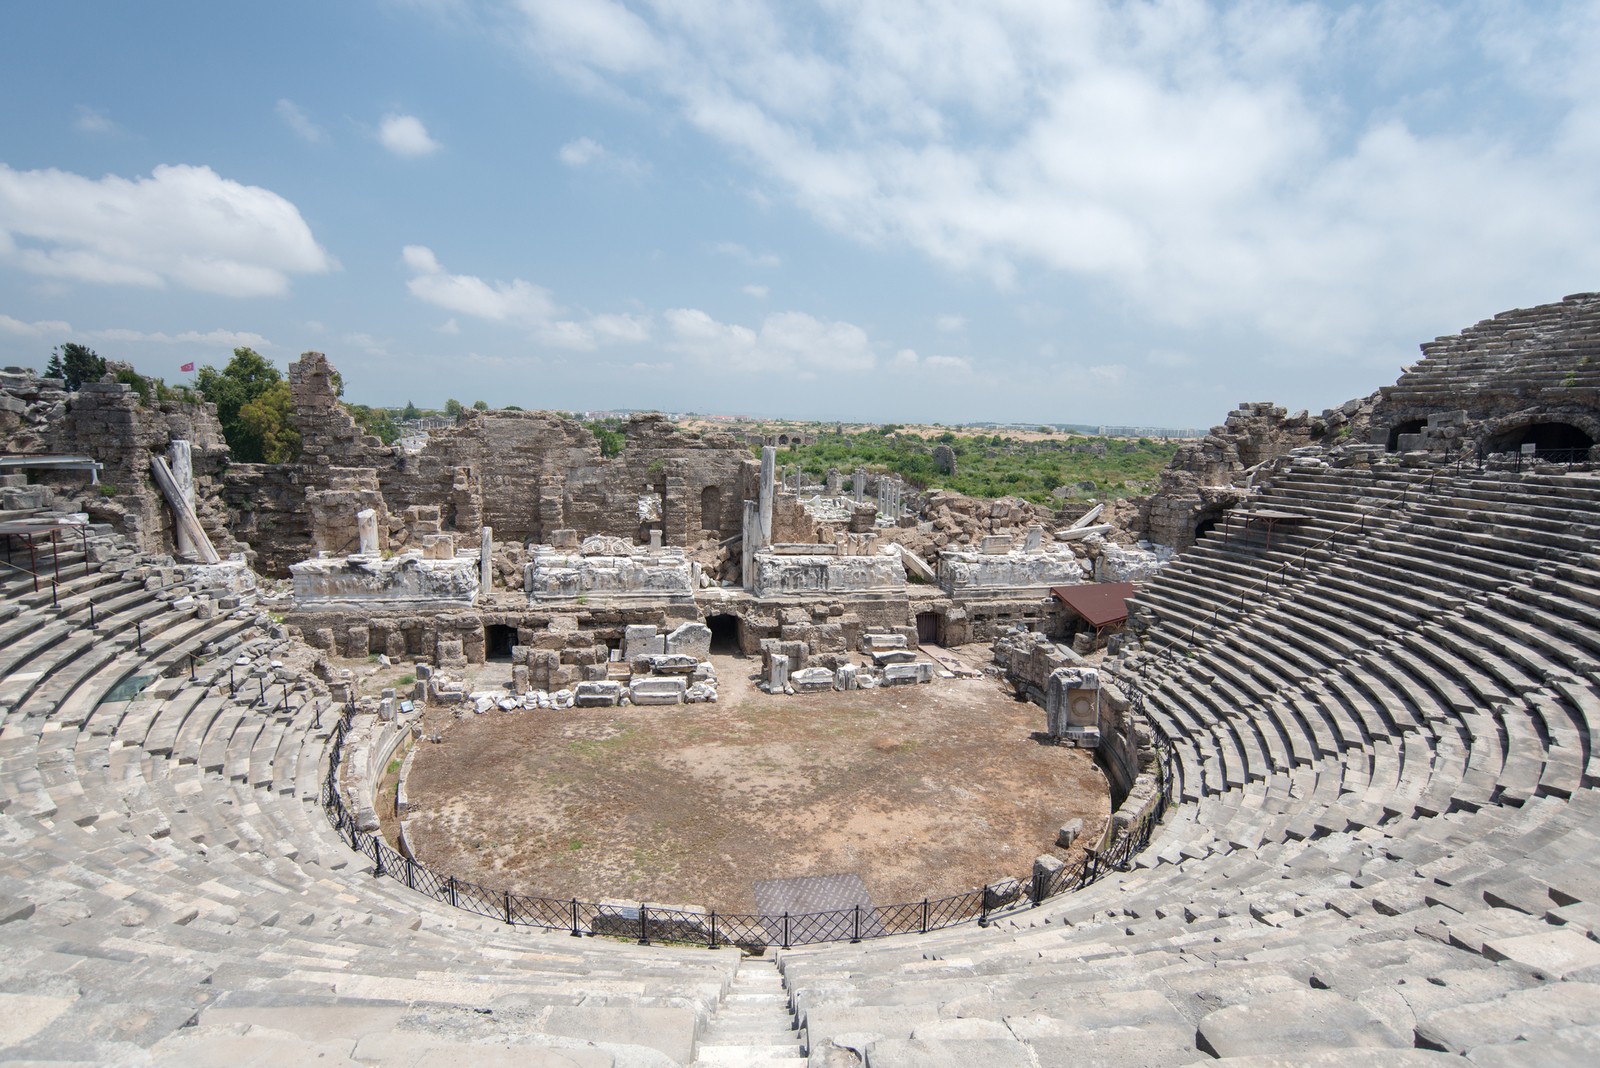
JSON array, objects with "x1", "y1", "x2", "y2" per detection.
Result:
[
  {"x1": 1386, "y1": 419, "x2": 1426, "y2": 452},
  {"x1": 1193, "y1": 513, "x2": 1223, "y2": 543},
  {"x1": 701, "y1": 485, "x2": 722, "y2": 535},
  {"x1": 1488, "y1": 422, "x2": 1595, "y2": 456},
  {"x1": 706, "y1": 613, "x2": 741, "y2": 655}
]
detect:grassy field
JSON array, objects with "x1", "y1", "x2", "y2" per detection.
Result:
[{"x1": 774, "y1": 429, "x2": 1178, "y2": 504}]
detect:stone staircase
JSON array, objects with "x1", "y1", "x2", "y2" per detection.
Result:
[
  {"x1": 690, "y1": 956, "x2": 805, "y2": 1067},
  {"x1": 773, "y1": 458, "x2": 1600, "y2": 1064}
]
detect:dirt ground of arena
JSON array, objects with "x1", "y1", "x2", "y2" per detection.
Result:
[{"x1": 390, "y1": 645, "x2": 1110, "y2": 913}]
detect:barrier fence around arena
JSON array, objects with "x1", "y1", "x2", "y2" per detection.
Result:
[{"x1": 319, "y1": 708, "x2": 1174, "y2": 949}]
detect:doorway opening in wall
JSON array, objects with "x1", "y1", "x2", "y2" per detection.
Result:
[
  {"x1": 1386, "y1": 418, "x2": 1426, "y2": 452},
  {"x1": 1487, "y1": 421, "x2": 1595, "y2": 457},
  {"x1": 484, "y1": 624, "x2": 516, "y2": 662},
  {"x1": 1193, "y1": 513, "x2": 1222, "y2": 542},
  {"x1": 706, "y1": 614, "x2": 741, "y2": 655},
  {"x1": 915, "y1": 611, "x2": 943, "y2": 646},
  {"x1": 701, "y1": 485, "x2": 722, "y2": 536}
]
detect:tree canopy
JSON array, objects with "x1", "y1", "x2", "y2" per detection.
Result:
[
  {"x1": 45, "y1": 343, "x2": 107, "y2": 391},
  {"x1": 194, "y1": 348, "x2": 299, "y2": 463}
]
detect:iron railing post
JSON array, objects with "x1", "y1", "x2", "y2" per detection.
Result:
[
  {"x1": 639, "y1": 904, "x2": 649, "y2": 945},
  {"x1": 447, "y1": 876, "x2": 457, "y2": 908},
  {"x1": 135, "y1": 621, "x2": 142, "y2": 652},
  {"x1": 851, "y1": 905, "x2": 861, "y2": 943},
  {"x1": 708, "y1": 910, "x2": 718, "y2": 950},
  {"x1": 504, "y1": 891, "x2": 513, "y2": 926},
  {"x1": 570, "y1": 898, "x2": 581, "y2": 937},
  {"x1": 782, "y1": 912, "x2": 790, "y2": 950},
  {"x1": 921, "y1": 899, "x2": 929, "y2": 934}
]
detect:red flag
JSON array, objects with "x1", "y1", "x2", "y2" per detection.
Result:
[{"x1": 180, "y1": 362, "x2": 195, "y2": 372}]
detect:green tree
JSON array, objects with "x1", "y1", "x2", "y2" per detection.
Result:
[
  {"x1": 444, "y1": 398, "x2": 464, "y2": 421},
  {"x1": 472, "y1": 399, "x2": 489, "y2": 411},
  {"x1": 236, "y1": 381, "x2": 301, "y2": 463},
  {"x1": 194, "y1": 347, "x2": 288, "y2": 463},
  {"x1": 47, "y1": 343, "x2": 107, "y2": 391},
  {"x1": 402, "y1": 400, "x2": 420, "y2": 421}
]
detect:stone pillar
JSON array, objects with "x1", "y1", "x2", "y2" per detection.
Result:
[
  {"x1": 168, "y1": 440, "x2": 195, "y2": 558},
  {"x1": 1024, "y1": 524, "x2": 1043, "y2": 552},
  {"x1": 649, "y1": 529, "x2": 663, "y2": 550},
  {"x1": 853, "y1": 467, "x2": 865, "y2": 503},
  {"x1": 759, "y1": 446, "x2": 776, "y2": 546},
  {"x1": 742, "y1": 499, "x2": 761, "y2": 591},
  {"x1": 480, "y1": 526, "x2": 493, "y2": 592},
  {"x1": 356, "y1": 508, "x2": 379, "y2": 556}
]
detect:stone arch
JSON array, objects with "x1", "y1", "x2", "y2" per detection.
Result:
[
  {"x1": 700, "y1": 485, "x2": 722, "y2": 535},
  {"x1": 1485, "y1": 420, "x2": 1596, "y2": 456}
]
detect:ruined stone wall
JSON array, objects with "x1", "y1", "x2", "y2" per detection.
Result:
[
  {"x1": 1369, "y1": 291, "x2": 1600, "y2": 454},
  {"x1": 2, "y1": 368, "x2": 237, "y2": 558},
  {"x1": 1141, "y1": 402, "x2": 1323, "y2": 550},
  {"x1": 234, "y1": 352, "x2": 756, "y2": 576}
]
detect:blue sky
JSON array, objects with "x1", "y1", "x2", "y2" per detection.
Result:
[{"x1": 2, "y1": 1, "x2": 1598, "y2": 427}]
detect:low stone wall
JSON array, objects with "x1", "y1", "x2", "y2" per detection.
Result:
[
  {"x1": 291, "y1": 552, "x2": 480, "y2": 610},
  {"x1": 991, "y1": 630, "x2": 1147, "y2": 803}
]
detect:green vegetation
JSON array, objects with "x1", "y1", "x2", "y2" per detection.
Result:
[
  {"x1": 588, "y1": 417, "x2": 627, "y2": 458},
  {"x1": 346, "y1": 403, "x2": 401, "y2": 444},
  {"x1": 97, "y1": 483, "x2": 118, "y2": 497},
  {"x1": 45, "y1": 343, "x2": 106, "y2": 391},
  {"x1": 779, "y1": 429, "x2": 1177, "y2": 504},
  {"x1": 195, "y1": 348, "x2": 302, "y2": 463}
]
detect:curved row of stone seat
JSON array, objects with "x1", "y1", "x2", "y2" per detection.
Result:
[
  {"x1": 0, "y1": 562, "x2": 782, "y2": 1065},
  {"x1": 773, "y1": 460, "x2": 1600, "y2": 1065}
]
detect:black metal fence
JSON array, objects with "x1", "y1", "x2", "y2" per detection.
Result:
[{"x1": 319, "y1": 714, "x2": 1174, "y2": 949}]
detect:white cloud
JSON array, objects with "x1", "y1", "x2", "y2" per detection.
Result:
[
  {"x1": 277, "y1": 99, "x2": 327, "y2": 144},
  {"x1": 87, "y1": 327, "x2": 273, "y2": 349},
  {"x1": 344, "y1": 332, "x2": 392, "y2": 356},
  {"x1": 486, "y1": 0, "x2": 1600, "y2": 367},
  {"x1": 665, "y1": 308, "x2": 875, "y2": 376},
  {"x1": 934, "y1": 314, "x2": 966, "y2": 333},
  {"x1": 403, "y1": 244, "x2": 558, "y2": 323},
  {"x1": 740, "y1": 283, "x2": 769, "y2": 299},
  {"x1": 0, "y1": 313, "x2": 73, "y2": 337},
  {"x1": 889, "y1": 347, "x2": 972, "y2": 374},
  {"x1": 0, "y1": 163, "x2": 334, "y2": 297},
  {"x1": 438, "y1": 317, "x2": 460, "y2": 335},
  {"x1": 379, "y1": 113, "x2": 441, "y2": 157},
  {"x1": 556, "y1": 136, "x2": 649, "y2": 176},
  {"x1": 73, "y1": 105, "x2": 116, "y2": 135},
  {"x1": 402, "y1": 245, "x2": 651, "y2": 350},
  {"x1": 710, "y1": 241, "x2": 780, "y2": 267}
]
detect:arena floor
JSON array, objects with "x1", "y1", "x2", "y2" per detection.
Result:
[{"x1": 392, "y1": 645, "x2": 1110, "y2": 913}]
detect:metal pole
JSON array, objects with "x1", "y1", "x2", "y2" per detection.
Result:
[
  {"x1": 639, "y1": 904, "x2": 649, "y2": 945},
  {"x1": 229, "y1": 665, "x2": 235, "y2": 695},
  {"x1": 571, "y1": 898, "x2": 581, "y2": 937},
  {"x1": 708, "y1": 911, "x2": 718, "y2": 950},
  {"x1": 189, "y1": 654, "x2": 196, "y2": 682},
  {"x1": 135, "y1": 621, "x2": 142, "y2": 652},
  {"x1": 782, "y1": 912, "x2": 790, "y2": 950},
  {"x1": 851, "y1": 905, "x2": 861, "y2": 943},
  {"x1": 89, "y1": 601, "x2": 96, "y2": 629},
  {"x1": 504, "y1": 891, "x2": 513, "y2": 926},
  {"x1": 51, "y1": 580, "x2": 57, "y2": 608}
]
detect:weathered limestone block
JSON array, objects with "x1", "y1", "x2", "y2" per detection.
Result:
[
  {"x1": 836, "y1": 663, "x2": 859, "y2": 690},
  {"x1": 1046, "y1": 666, "x2": 1101, "y2": 744},
  {"x1": 344, "y1": 625, "x2": 370, "y2": 658},
  {"x1": 751, "y1": 550, "x2": 906, "y2": 597},
  {"x1": 623, "y1": 624, "x2": 664, "y2": 659},
  {"x1": 291, "y1": 552, "x2": 480, "y2": 610},
  {"x1": 574, "y1": 681, "x2": 622, "y2": 707},
  {"x1": 790, "y1": 666, "x2": 836, "y2": 693},
  {"x1": 763, "y1": 656, "x2": 790, "y2": 693},
  {"x1": 527, "y1": 545, "x2": 697, "y2": 603},
  {"x1": 664, "y1": 622, "x2": 712, "y2": 658},
  {"x1": 630, "y1": 677, "x2": 686, "y2": 705},
  {"x1": 883, "y1": 662, "x2": 933, "y2": 685},
  {"x1": 937, "y1": 548, "x2": 1086, "y2": 596},
  {"x1": 643, "y1": 654, "x2": 699, "y2": 675},
  {"x1": 1056, "y1": 817, "x2": 1084, "y2": 848}
]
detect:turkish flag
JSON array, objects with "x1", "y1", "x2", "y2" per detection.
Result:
[{"x1": 180, "y1": 362, "x2": 195, "y2": 372}]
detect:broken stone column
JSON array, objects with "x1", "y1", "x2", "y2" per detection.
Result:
[
  {"x1": 853, "y1": 467, "x2": 865, "y2": 503},
  {"x1": 1024, "y1": 524, "x2": 1043, "y2": 552},
  {"x1": 356, "y1": 508, "x2": 379, "y2": 556},
  {"x1": 480, "y1": 526, "x2": 493, "y2": 591},
  {"x1": 742, "y1": 499, "x2": 761, "y2": 592},
  {"x1": 649, "y1": 529, "x2": 663, "y2": 550},
  {"x1": 759, "y1": 445, "x2": 776, "y2": 545},
  {"x1": 168, "y1": 440, "x2": 195, "y2": 558}
]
